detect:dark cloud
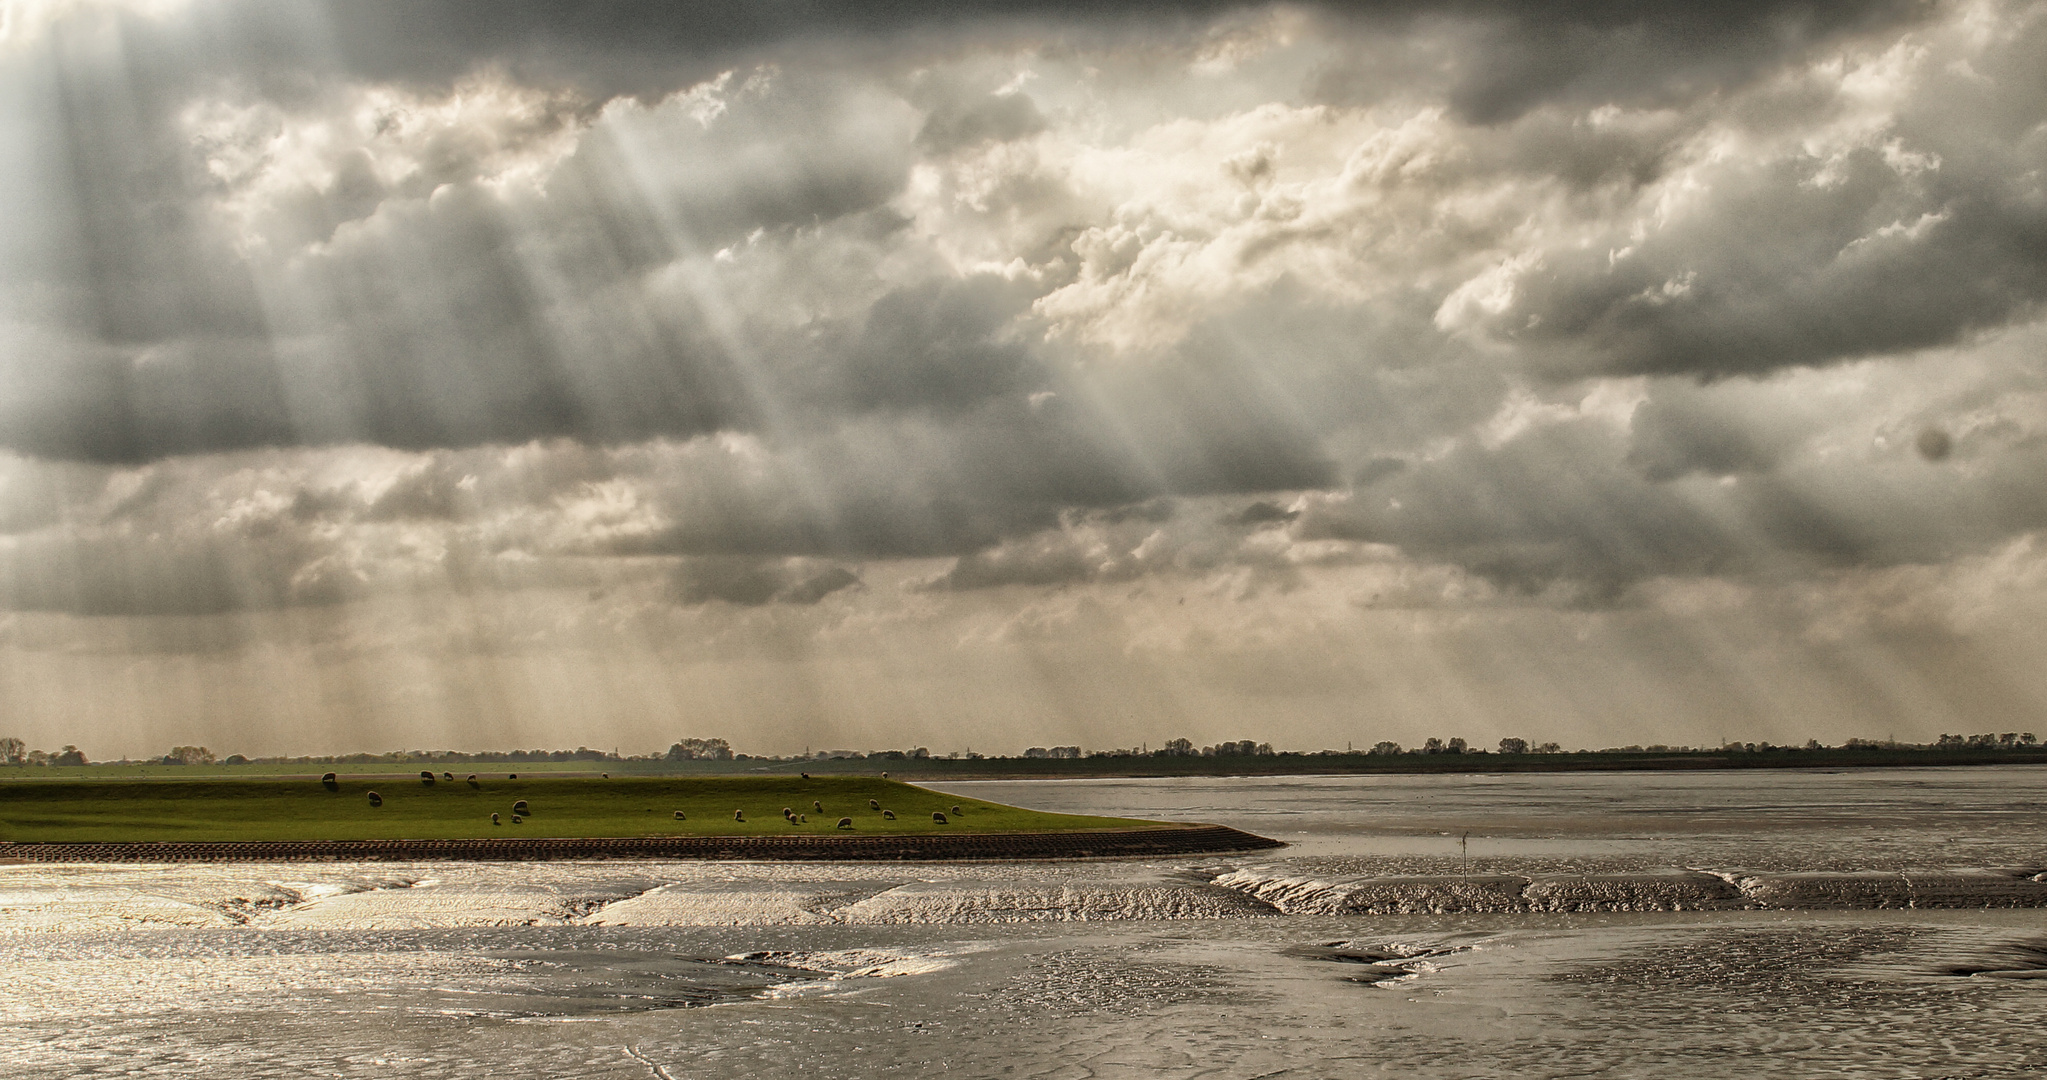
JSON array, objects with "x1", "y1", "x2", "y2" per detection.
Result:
[
  {"x1": 0, "y1": 533, "x2": 319, "y2": 617},
  {"x1": 2, "y1": 0, "x2": 2044, "y2": 618},
  {"x1": 299, "y1": 0, "x2": 1927, "y2": 108},
  {"x1": 916, "y1": 91, "x2": 1047, "y2": 153},
  {"x1": 1625, "y1": 379, "x2": 1815, "y2": 482},
  {"x1": 307, "y1": 0, "x2": 1257, "y2": 98},
  {"x1": 1473, "y1": 13, "x2": 2047, "y2": 379},
  {"x1": 1233, "y1": 500, "x2": 1298, "y2": 525},
  {"x1": 1322, "y1": 1, "x2": 1932, "y2": 125},
  {"x1": 670, "y1": 555, "x2": 860, "y2": 606},
  {"x1": 3, "y1": 0, "x2": 2002, "y2": 469},
  {"x1": 1915, "y1": 426, "x2": 1952, "y2": 462},
  {"x1": 827, "y1": 276, "x2": 1042, "y2": 413},
  {"x1": 1298, "y1": 419, "x2": 1741, "y2": 597},
  {"x1": 1499, "y1": 165, "x2": 2047, "y2": 381},
  {"x1": 917, "y1": 532, "x2": 1114, "y2": 591},
  {"x1": 363, "y1": 463, "x2": 472, "y2": 522}
]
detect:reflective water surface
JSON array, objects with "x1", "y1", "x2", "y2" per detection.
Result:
[{"x1": 3, "y1": 767, "x2": 2044, "y2": 1078}]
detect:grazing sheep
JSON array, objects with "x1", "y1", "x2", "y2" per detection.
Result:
[
  {"x1": 881, "y1": 809, "x2": 895, "y2": 820},
  {"x1": 800, "y1": 814, "x2": 808, "y2": 822},
  {"x1": 467, "y1": 775, "x2": 479, "y2": 788},
  {"x1": 420, "y1": 771, "x2": 436, "y2": 785},
  {"x1": 869, "y1": 799, "x2": 880, "y2": 810},
  {"x1": 601, "y1": 773, "x2": 608, "y2": 778},
  {"x1": 320, "y1": 772, "x2": 337, "y2": 783},
  {"x1": 491, "y1": 813, "x2": 500, "y2": 825},
  {"x1": 800, "y1": 772, "x2": 810, "y2": 779},
  {"x1": 442, "y1": 772, "x2": 454, "y2": 781},
  {"x1": 951, "y1": 805, "x2": 962, "y2": 816},
  {"x1": 673, "y1": 810, "x2": 686, "y2": 820},
  {"x1": 511, "y1": 815, "x2": 522, "y2": 824},
  {"x1": 367, "y1": 791, "x2": 382, "y2": 806},
  {"x1": 881, "y1": 771, "x2": 888, "y2": 778},
  {"x1": 508, "y1": 773, "x2": 517, "y2": 779},
  {"x1": 932, "y1": 812, "x2": 948, "y2": 824},
  {"x1": 513, "y1": 800, "x2": 529, "y2": 813},
  {"x1": 734, "y1": 810, "x2": 745, "y2": 821},
  {"x1": 782, "y1": 807, "x2": 793, "y2": 817},
  {"x1": 837, "y1": 817, "x2": 853, "y2": 829},
  {"x1": 813, "y1": 801, "x2": 823, "y2": 813}
]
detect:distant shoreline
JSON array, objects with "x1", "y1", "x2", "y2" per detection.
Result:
[
  {"x1": 0, "y1": 824, "x2": 1282, "y2": 863},
  {"x1": 10, "y1": 747, "x2": 2043, "y2": 782}
]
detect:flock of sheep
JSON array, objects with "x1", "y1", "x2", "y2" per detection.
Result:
[{"x1": 325, "y1": 771, "x2": 963, "y2": 830}]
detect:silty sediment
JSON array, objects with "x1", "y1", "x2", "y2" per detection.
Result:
[{"x1": 0, "y1": 823, "x2": 1283, "y2": 863}]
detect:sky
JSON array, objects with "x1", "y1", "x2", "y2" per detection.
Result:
[{"x1": 1, "y1": 0, "x2": 2045, "y2": 759}]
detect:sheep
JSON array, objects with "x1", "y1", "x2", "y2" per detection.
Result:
[
  {"x1": 881, "y1": 771, "x2": 889, "y2": 778},
  {"x1": 512, "y1": 800, "x2": 529, "y2": 814},
  {"x1": 869, "y1": 799, "x2": 880, "y2": 810},
  {"x1": 508, "y1": 773, "x2": 517, "y2": 779},
  {"x1": 367, "y1": 791, "x2": 382, "y2": 806},
  {"x1": 419, "y1": 771, "x2": 436, "y2": 785},
  {"x1": 673, "y1": 810, "x2": 687, "y2": 820},
  {"x1": 800, "y1": 772, "x2": 809, "y2": 779},
  {"x1": 932, "y1": 812, "x2": 948, "y2": 824},
  {"x1": 442, "y1": 772, "x2": 454, "y2": 781},
  {"x1": 491, "y1": 813, "x2": 500, "y2": 825},
  {"x1": 734, "y1": 810, "x2": 745, "y2": 821},
  {"x1": 512, "y1": 815, "x2": 522, "y2": 824},
  {"x1": 800, "y1": 814, "x2": 808, "y2": 822},
  {"x1": 951, "y1": 805, "x2": 962, "y2": 816},
  {"x1": 467, "y1": 775, "x2": 479, "y2": 788},
  {"x1": 782, "y1": 807, "x2": 794, "y2": 817},
  {"x1": 837, "y1": 817, "x2": 854, "y2": 829},
  {"x1": 881, "y1": 809, "x2": 895, "y2": 820},
  {"x1": 814, "y1": 800, "x2": 823, "y2": 813}
]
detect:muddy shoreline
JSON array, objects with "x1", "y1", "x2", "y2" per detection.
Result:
[{"x1": 0, "y1": 823, "x2": 1281, "y2": 863}]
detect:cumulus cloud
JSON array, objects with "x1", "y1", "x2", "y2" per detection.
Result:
[{"x1": 6, "y1": 0, "x2": 2047, "y2": 752}]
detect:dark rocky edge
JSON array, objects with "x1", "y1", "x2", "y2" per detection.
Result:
[
  {"x1": 0, "y1": 823, "x2": 1281, "y2": 863},
  {"x1": 1213, "y1": 866, "x2": 2047, "y2": 913}
]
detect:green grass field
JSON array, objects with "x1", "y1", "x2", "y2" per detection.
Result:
[{"x1": 0, "y1": 776, "x2": 1157, "y2": 843}]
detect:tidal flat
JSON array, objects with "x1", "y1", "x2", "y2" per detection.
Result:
[{"x1": 2, "y1": 767, "x2": 2044, "y2": 1078}]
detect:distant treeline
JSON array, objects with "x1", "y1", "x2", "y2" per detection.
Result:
[{"x1": 0, "y1": 732, "x2": 2041, "y2": 770}]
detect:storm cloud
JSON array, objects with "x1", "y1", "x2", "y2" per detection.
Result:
[{"x1": 3, "y1": 0, "x2": 2047, "y2": 754}]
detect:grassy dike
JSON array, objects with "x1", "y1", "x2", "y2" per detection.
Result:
[{"x1": 0, "y1": 776, "x2": 1154, "y2": 844}]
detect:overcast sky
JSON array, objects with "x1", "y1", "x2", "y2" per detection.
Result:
[{"x1": 1, "y1": 0, "x2": 2044, "y2": 758}]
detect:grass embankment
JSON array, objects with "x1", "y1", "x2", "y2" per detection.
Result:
[{"x1": 0, "y1": 776, "x2": 1154, "y2": 844}]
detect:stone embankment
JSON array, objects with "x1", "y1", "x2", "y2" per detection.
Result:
[{"x1": 0, "y1": 824, "x2": 1282, "y2": 863}]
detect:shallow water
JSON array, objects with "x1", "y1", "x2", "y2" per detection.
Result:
[{"x1": 3, "y1": 766, "x2": 2044, "y2": 1078}]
